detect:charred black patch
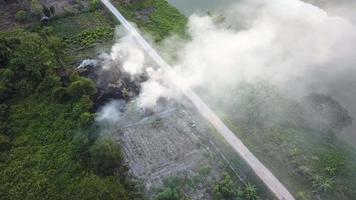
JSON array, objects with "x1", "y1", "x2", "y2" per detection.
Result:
[{"x1": 76, "y1": 59, "x2": 148, "y2": 110}]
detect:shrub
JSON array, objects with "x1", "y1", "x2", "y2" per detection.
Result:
[
  {"x1": 213, "y1": 173, "x2": 240, "y2": 200},
  {"x1": 30, "y1": 0, "x2": 43, "y2": 16},
  {"x1": 80, "y1": 112, "x2": 94, "y2": 127},
  {"x1": 155, "y1": 188, "x2": 180, "y2": 200},
  {"x1": 37, "y1": 74, "x2": 60, "y2": 94},
  {"x1": 296, "y1": 191, "x2": 312, "y2": 200},
  {"x1": 89, "y1": 138, "x2": 124, "y2": 176},
  {"x1": 42, "y1": 5, "x2": 51, "y2": 18},
  {"x1": 0, "y1": 68, "x2": 14, "y2": 83},
  {"x1": 0, "y1": 134, "x2": 10, "y2": 151},
  {"x1": 15, "y1": 10, "x2": 27, "y2": 21},
  {"x1": 0, "y1": 82, "x2": 8, "y2": 100},
  {"x1": 90, "y1": 0, "x2": 101, "y2": 11},
  {"x1": 67, "y1": 77, "x2": 96, "y2": 100},
  {"x1": 243, "y1": 183, "x2": 258, "y2": 200},
  {"x1": 52, "y1": 87, "x2": 69, "y2": 102},
  {"x1": 312, "y1": 175, "x2": 333, "y2": 193},
  {"x1": 49, "y1": 6, "x2": 55, "y2": 16}
]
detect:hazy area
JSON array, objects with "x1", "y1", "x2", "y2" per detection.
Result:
[
  {"x1": 167, "y1": 0, "x2": 238, "y2": 16},
  {"x1": 1, "y1": 0, "x2": 356, "y2": 199},
  {"x1": 167, "y1": 0, "x2": 356, "y2": 145}
]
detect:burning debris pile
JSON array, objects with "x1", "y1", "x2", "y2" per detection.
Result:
[
  {"x1": 76, "y1": 56, "x2": 147, "y2": 109},
  {"x1": 76, "y1": 31, "x2": 243, "y2": 199}
]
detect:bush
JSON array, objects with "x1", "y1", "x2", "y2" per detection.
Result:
[
  {"x1": 30, "y1": 0, "x2": 43, "y2": 16},
  {"x1": 312, "y1": 175, "x2": 333, "y2": 193},
  {"x1": 213, "y1": 173, "x2": 240, "y2": 200},
  {"x1": 89, "y1": 138, "x2": 124, "y2": 176},
  {"x1": 52, "y1": 87, "x2": 69, "y2": 102},
  {"x1": 0, "y1": 82, "x2": 9, "y2": 101},
  {"x1": 0, "y1": 134, "x2": 10, "y2": 151},
  {"x1": 15, "y1": 10, "x2": 27, "y2": 21},
  {"x1": 155, "y1": 188, "x2": 180, "y2": 200},
  {"x1": 37, "y1": 74, "x2": 60, "y2": 94},
  {"x1": 90, "y1": 0, "x2": 101, "y2": 11},
  {"x1": 80, "y1": 112, "x2": 94, "y2": 127},
  {"x1": 296, "y1": 191, "x2": 312, "y2": 200},
  {"x1": 243, "y1": 183, "x2": 258, "y2": 200},
  {"x1": 0, "y1": 68, "x2": 14, "y2": 83},
  {"x1": 67, "y1": 77, "x2": 96, "y2": 100}
]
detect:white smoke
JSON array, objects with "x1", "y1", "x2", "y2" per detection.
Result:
[
  {"x1": 109, "y1": 41, "x2": 145, "y2": 75},
  {"x1": 173, "y1": 0, "x2": 356, "y2": 95},
  {"x1": 96, "y1": 0, "x2": 356, "y2": 141},
  {"x1": 168, "y1": 0, "x2": 356, "y2": 142},
  {"x1": 102, "y1": 33, "x2": 146, "y2": 76},
  {"x1": 96, "y1": 100, "x2": 126, "y2": 124},
  {"x1": 305, "y1": 0, "x2": 356, "y2": 25}
]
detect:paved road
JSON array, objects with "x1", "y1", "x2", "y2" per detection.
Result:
[{"x1": 101, "y1": 1, "x2": 295, "y2": 199}]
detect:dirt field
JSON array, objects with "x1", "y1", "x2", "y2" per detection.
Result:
[{"x1": 105, "y1": 102, "x2": 240, "y2": 199}]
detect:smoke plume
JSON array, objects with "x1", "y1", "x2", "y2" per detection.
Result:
[{"x1": 97, "y1": 0, "x2": 356, "y2": 142}]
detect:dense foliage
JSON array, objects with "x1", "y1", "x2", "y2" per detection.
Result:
[{"x1": 0, "y1": 30, "x2": 142, "y2": 200}]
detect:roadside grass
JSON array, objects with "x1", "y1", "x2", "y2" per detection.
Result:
[{"x1": 221, "y1": 115, "x2": 356, "y2": 200}]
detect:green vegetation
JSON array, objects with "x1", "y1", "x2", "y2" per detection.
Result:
[
  {"x1": 30, "y1": 0, "x2": 43, "y2": 17},
  {"x1": 112, "y1": 0, "x2": 187, "y2": 41},
  {"x1": 213, "y1": 173, "x2": 259, "y2": 200},
  {"x1": 213, "y1": 173, "x2": 241, "y2": 199},
  {"x1": 0, "y1": 29, "x2": 141, "y2": 200},
  {"x1": 0, "y1": 0, "x2": 190, "y2": 199},
  {"x1": 65, "y1": 26, "x2": 114, "y2": 48},
  {"x1": 155, "y1": 187, "x2": 180, "y2": 200},
  {"x1": 90, "y1": 0, "x2": 102, "y2": 11},
  {"x1": 155, "y1": 170, "x2": 261, "y2": 200},
  {"x1": 143, "y1": 0, "x2": 187, "y2": 41},
  {"x1": 15, "y1": 10, "x2": 28, "y2": 22},
  {"x1": 203, "y1": 82, "x2": 356, "y2": 200}
]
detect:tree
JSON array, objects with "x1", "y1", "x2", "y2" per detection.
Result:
[
  {"x1": 90, "y1": 0, "x2": 101, "y2": 11},
  {"x1": 80, "y1": 112, "x2": 94, "y2": 127},
  {"x1": 312, "y1": 175, "x2": 333, "y2": 193},
  {"x1": 0, "y1": 133, "x2": 10, "y2": 151},
  {"x1": 213, "y1": 173, "x2": 240, "y2": 200},
  {"x1": 42, "y1": 5, "x2": 51, "y2": 17},
  {"x1": 243, "y1": 183, "x2": 258, "y2": 200},
  {"x1": 37, "y1": 74, "x2": 60, "y2": 94},
  {"x1": 15, "y1": 10, "x2": 28, "y2": 21},
  {"x1": 30, "y1": 0, "x2": 42, "y2": 17},
  {"x1": 0, "y1": 81, "x2": 9, "y2": 101},
  {"x1": 9, "y1": 32, "x2": 55, "y2": 82},
  {"x1": 49, "y1": 6, "x2": 55, "y2": 16},
  {"x1": 155, "y1": 188, "x2": 180, "y2": 200},
  {"x1": 0, "y1": 37, "x2": 13, "y2": 67},
  {"x1": 89, "y1": 138, "x2": 124, "y2": 176},
  {"x1": 0, "y1": 68, "x2": 14, "y2": 83},
  {"x1": 296, "y1": 191, "x2": 312, "y2": 200},
  {"x1": 67, "y1": 77, "x2": 97, "y2": 100}
]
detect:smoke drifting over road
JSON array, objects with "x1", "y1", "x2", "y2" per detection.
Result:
[
  {"x1": 97, "y1": 0, "x2": 356, "y2": 142},
  {"x1": 176, "y1": 0, "x2": 356, "y2": 92}
]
